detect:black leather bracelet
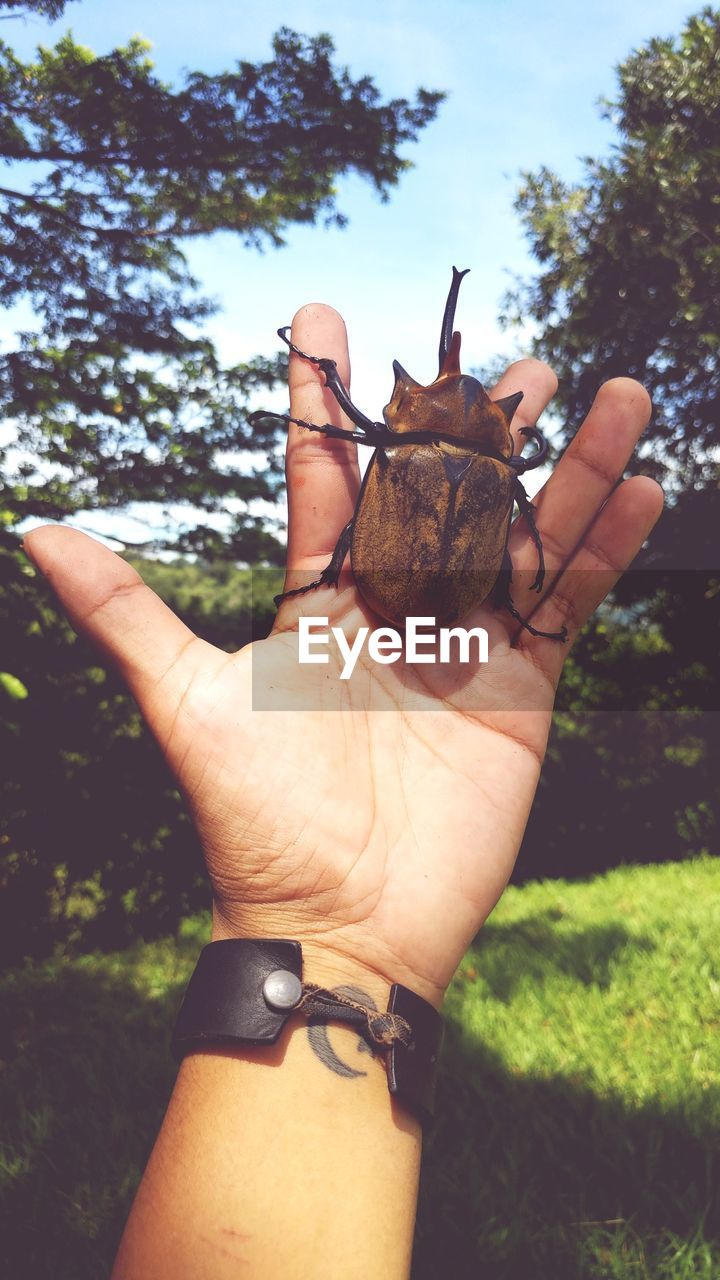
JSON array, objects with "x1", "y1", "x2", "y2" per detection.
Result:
[{"x1": 171, "y1": 939, "x2": 444, "y2": 1127}]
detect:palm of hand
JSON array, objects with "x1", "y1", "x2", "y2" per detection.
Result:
[{"x1": 162, "y1": 580, "x2": 553, "y2": 1004}]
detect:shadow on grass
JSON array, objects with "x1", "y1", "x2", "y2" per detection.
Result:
[
  {"x1": 416, "y1": 1022, "x2": 719, "y2": 1280},
  {"x1": 0, "y1": 957, "x2": 188, "y2": 1280},
  {"x1": 0, "y1": 934, "x2": 716, "y2": 1280},
  {"x1": 473, "y1": 912, "x2": 654, "y2": 999}
]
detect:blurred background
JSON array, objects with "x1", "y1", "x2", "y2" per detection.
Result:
[{"x1": 0, "y1": 2, "x2": 718, "y2": 1276}]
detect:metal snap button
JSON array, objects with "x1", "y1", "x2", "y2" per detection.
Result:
[{"x1": 262, "y1": 969, "x2": 303, "y2": 1011}]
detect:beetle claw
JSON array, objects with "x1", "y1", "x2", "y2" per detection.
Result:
[
  {"x1": 277, "y1": 327, "x2": 337, "y2": 372},
  {"x1": 274, "y1": 570, "x2": 337, "y2": 608}
]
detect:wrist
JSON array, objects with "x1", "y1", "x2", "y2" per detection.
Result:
[
  {"x1": 210, "y1": 903, "x2": 445, "y2": 1010},
  {"x1": 182, "y1": 925, "x2": 445, "y2": 1127},
  {"x1": 211, "y1": 917, "x2": 389, "y2": 1007}
]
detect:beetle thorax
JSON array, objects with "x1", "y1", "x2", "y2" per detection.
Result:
[{"x1": 383, "y1": 366, "x2": 513, "y2": 457}]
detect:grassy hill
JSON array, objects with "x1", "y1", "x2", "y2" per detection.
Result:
[{"x1": 2, "y1": 858, "x2": 719, "y2": 1279}]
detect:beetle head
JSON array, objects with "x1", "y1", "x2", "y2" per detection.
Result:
[{"x1": 383, "y1": 329, "x2": 520, "y2": 456}]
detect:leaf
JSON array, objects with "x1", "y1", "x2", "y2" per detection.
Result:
[{"x1": 0, "y1": 671, "x2": 29, "y2": 700}]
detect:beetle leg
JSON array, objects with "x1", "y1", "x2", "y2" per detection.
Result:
[
  {"x1": 494, "y1": 550, "x2": 567, "y2": 642},
  {"x1": 249, "y1": 411, "x2": 546, "y2": 468},
  {"x1": 250, "y1": 410, "x2": 542, "y2": 461},
  {"x1": 277, "y1": 327, "x2": 377, "y2": 434},
  {"x1": 513, "y1": 480, "x2": 545, "y2": 593},
  {"x1": 248, "y1": 410, "x2": 375, "y2": 445},
  {"x1": 508, "y1": 426, "x2": 549, "y2": 472},
  {"x1": 273, "y1": 520, "x2": 354, "y2": 608}
]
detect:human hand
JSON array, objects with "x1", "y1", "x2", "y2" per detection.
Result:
[{"x1": 24, "y1": 302, "x2": 663, "y2": 1009}]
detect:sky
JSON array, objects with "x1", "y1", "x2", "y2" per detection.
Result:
[{"x1": 7, "y1": 0, "x2": 698, "y2": 538}]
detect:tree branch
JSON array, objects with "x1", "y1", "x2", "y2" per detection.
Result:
[
  {"x1": 0, "y1": 143, "x2": 248, "y2": 171},
  {"x1": 0, "y1": 186, "x2": 252, "y2": 241},
  {"x1": 0, "y1": 184, "x2": 128, "y2": 235}
]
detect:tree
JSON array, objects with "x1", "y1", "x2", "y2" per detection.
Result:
[
  {"x1": 501, "y1": 7, "x2": 719, "y2": 883},
  {"x1": 0, "y1": 7, "x2": 442, "y2": 557},
  {"x1": 0, "y1": 1, "x2": 73, "y2": 17},
  {"x1": 504, "y1": 7, "x2": 720, "y2": 486}
]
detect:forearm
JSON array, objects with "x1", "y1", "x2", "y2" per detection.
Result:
[{"x1": 111, "y1": 948, "x2": 424, "y2": 1280}]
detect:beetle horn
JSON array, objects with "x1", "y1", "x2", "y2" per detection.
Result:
[
  {"x1": 392, "y1": 359, "x2": 421, "y2": 392},
  {"x1": 438, "y1": 266, "x2": 470, "y2": 374},
  {"x1": 493, "y1": 390, "x2": 524, "y2": 424},
  {"x1": 438, "y1": 329, "x2": 462, "y2": 378}
]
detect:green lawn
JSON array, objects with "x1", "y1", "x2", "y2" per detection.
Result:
[{"x1": 2, "y1": 859, "x2": 719, "y2": 1279}]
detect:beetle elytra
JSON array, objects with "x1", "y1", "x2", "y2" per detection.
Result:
[{"x1": 253, "y1": 268, "x2": 567, "y2": 642}]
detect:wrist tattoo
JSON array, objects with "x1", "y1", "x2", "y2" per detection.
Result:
[{"x1": 305, "y1": 984, "x2": 379, "y2": 1078}]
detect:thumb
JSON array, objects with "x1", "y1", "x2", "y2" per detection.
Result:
[{"x1": 24, "y1": 526, "x2": 206, "y2": 733}]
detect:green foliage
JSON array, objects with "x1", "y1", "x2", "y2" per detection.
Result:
[
  {"x1": 125, "y1": 555, "x2": 282, "y2": 647},
  {"x1": 0, "y1": 535, "x2": 279, "y2": 963},
  {"x1": 0, "y1": 670, "x2": 28, "y2": 699},
  {"x1": 504, "y1": 7, "x2": 720, "y2": 482},
  {"x1": 2, "y1": 860, "x2": 719, "y2": 1278},
  {"x1": 519, "y1": 704, "x2": 717, "y2": 883},
  {"x1": 501, "y1": 6, "x2": 720, "y2": 850},
  {"x1": 0, "y1": 1, "x2": 74, "y2": 17},
  {"x1": 516, "y1": 567, "x2": 718, "y2": 881},
  {"x1": 0, "y1": 20, "x2": 441, "y2": 551}
]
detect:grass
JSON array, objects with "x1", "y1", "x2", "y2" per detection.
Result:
[
  {"x1": 418, "y1": 857, "x2": 720, "y2": 1279},
  {"x1": 2, "y1": 859, "x2": 719, "y2": 1278}
]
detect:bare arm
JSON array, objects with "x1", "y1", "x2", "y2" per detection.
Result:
[{"x1": 112, "y1": 946, "x2": 421, "y2": 1280}]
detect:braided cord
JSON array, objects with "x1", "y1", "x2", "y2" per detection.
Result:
[{"x1": 297, "y1": 983, "x2": 413, "y2": 1049}]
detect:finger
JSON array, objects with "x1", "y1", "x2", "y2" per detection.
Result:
[
  {"x1": 507, "y1": 378, "x2": 653, "y2": 624},
  {"x1": 285, "y1": 303, "x2": 362, "y2": 574},
  {"x1": 488, "y1": 357, "x2": 558, "y2": 454},
  {"x1": 515, "y1": 475, "x2": 664, "y2": 681},
  {"x1": 23, "y1": 526, "x2": 209, "y2": 738}
]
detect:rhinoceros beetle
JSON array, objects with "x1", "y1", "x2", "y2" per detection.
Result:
[{"x1": 253, "y1": 268, "x2": 567, "y2": 641}]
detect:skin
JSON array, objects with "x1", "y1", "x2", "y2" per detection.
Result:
[{"x1": 24, "y1": 302, "x2": 664, "y2": 1278}]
